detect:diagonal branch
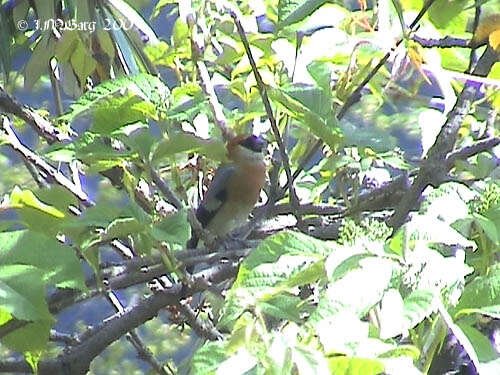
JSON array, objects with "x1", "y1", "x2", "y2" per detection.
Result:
[
  {"x1": 389, "y1": 46, "x2": 499, "y2": 230},
  {"x1": 0, "y1": 86, "x2": 74, "y2": 143},
  {"x1": 0, "y1": 116, "x2": 93, "y2": 207}
]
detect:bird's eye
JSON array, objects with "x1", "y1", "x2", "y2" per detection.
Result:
[{"x1": 239, "y1": 135, "x2": 266, "y2": 152}]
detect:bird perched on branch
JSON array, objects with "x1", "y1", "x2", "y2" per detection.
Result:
[{"x1": 187, "y1": 134, "x2": 267, "y2": 250}]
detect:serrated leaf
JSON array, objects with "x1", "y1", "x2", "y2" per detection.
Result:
[
  {"x1": 454, "y1": 268, "x2": 500, "y2": 315},
  {"x1": 91, "y1": 92, "x2": 155, "y2": 135},
  {"x1": 402, "y1": 289, "x2": 435, "y2": 330},
  {"x1": 221, "y1": 232, "x2": 329, "y2": 327},
  {"x1": 310, "y1": 257, "x2": 395, "y2": 324},
  {"x1": 243, "y1": 231, "x2": 330, "y2": 270},
  {"x1": 58, "y1": 73, "x2": 169, "y2": 125},
  {"x1": 190, "y1": 341, "x2": 228, "y2": 374}
]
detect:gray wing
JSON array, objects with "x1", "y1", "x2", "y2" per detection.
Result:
[{"x1": 196, "y1": 164, "x2": 236, "y2": 227}]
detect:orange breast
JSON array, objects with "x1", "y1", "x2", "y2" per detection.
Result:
[{"x1": 227, "y1": 162, "x2": 266, "y2": 205}]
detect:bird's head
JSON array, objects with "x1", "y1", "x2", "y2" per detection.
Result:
[{"x1": 227, "y1": 134, "x2": 267, "y2": 164}]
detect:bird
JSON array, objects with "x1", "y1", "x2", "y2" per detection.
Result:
[{"x1": 186, "y1": 134, "x2": 267, "y2": 252}]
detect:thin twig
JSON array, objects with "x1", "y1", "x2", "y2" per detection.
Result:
[
  {"x1": 0, "y1": 85, "x2": 74, "y2": 143},
  {"x1": 176, "y1": 301, "x2": 223, "y2": 341},
  {"x1": 411, "y1": 35, "x2": 469, "y2": 49},
  {"x1": 149, "y1": 167, "x2": 183, "y2": 210},
  {"x1": 228, "y1": 6, "x2": 302, "y2": 222},
  {"x1": 468, "y1": 0, "x2": 482, "y2": 72},
  {"x1": 446, "y1": 137, "x2": 500, "y2": 166},
  {"x1": 337, "y1": 0, "x2": 438, "y2": 119},
  {"x1": 196, "y1": 60, "x2": 231, "y2": 140},
  {"x1": 1, "y1": 116, "x2": 93, "y2": 207}
]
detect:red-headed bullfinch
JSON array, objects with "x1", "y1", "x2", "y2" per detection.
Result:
[{"x1": 187, "y1": 134, "x2": 267, "y2": 249}]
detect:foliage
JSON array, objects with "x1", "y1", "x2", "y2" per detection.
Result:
[{"x1": 1, "y1": 0, "x2": 500, "y2": 374}]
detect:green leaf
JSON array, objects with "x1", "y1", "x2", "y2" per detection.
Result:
[
  {"x1": 0, "y1": 230, "x2": 86, "y2": 290},
  {"x1": 454, "y1": 268, "x2": 500, "y2": 315},
  {"x1": 1, "y1": 320, "x2": 51, "y2": 354},
  {"x1": 307, "y1": 60, "x2": 332, "y2": 92},
  {"x1": 35, "y1": 186, "x2": 79, "y2": 213},
  {"x1": 428, "y1": 0, "x2": 469, "y2": 28},
  {"x1": 327, "y1": 356, "x2": 385, "y2": 375},
  {"x1": 471, "y1": 212, "x2": 499, "y2": 244},
  {"x1": 10, "y1": 186, "x2": 66, "y2": 234},
  {"x1": 278, "y1": 0, "x2": 329, "y2": 29},
  {"x1": 72, "y1": 133, "x2": 135, "y2": 167},
  {"x1": 0, "y1": 265, "x2": 52, "y2": 321},
  {"x1": 458, "y1": 323, "x2": 498, "y2": 362},
  {"x1": 172, "y1": 17, "x2": 189, "y2": 48},
  {"x1": 190, "y1": 341, "x2": 229, "y2": 374},
  {"x1": 243, "y1": 231, "x2": 330, "y2": 270},
  {"x1": 91, "y1": 92, "x2": 156, "y2": 135},
  {"x1": 456, "y1": 305, "x2": 500, "y2": 320},
  {"x1": 258, "y1": 294, "x2": 303, "y2": 322},
  {"x1": 103, "y1": 217, "x2": 146, "y2": 240},
  {"x1": 220, "y1": 232, "x2": 329, "y2": 327},
  {"x1": 438, "y1": 298, "x2": 481, "y2": 372},
  {"x1": 24, "y1": 34, "x2": 56, "y2": 89},
  {"x1": 309, "y1": 257, "x2": 395, "y2": 323},
  {"x1": 58, "y1": 73, "x2": 169, "y2": 125},
  {"x1": 316, "y1": 310, "x2": 369, "y2": 355},
  {"x1": 150, "y1": 209, "x2": 190, "y2": 246},
  {"x1": 402, "y1": 289, "x2": 435, "y2": 331},
  {"x1": 70, "y1": 40, "x2": 97, "y2": 86},
  {"x1": 119, "y1": 126, "x2": 157, "y2": 162},
  {"x1": 292, "y1": 344, "x2": 330, "y2": 375},
  {"x1": 268, "y1": 86, "x2": 341, "y2": 150},
  {"x1": 10, "y1": 186, "x2": 65, "y2": 218},
  {"x1": 152, "y1": 133, "x2": 227, "y2": 164}
]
